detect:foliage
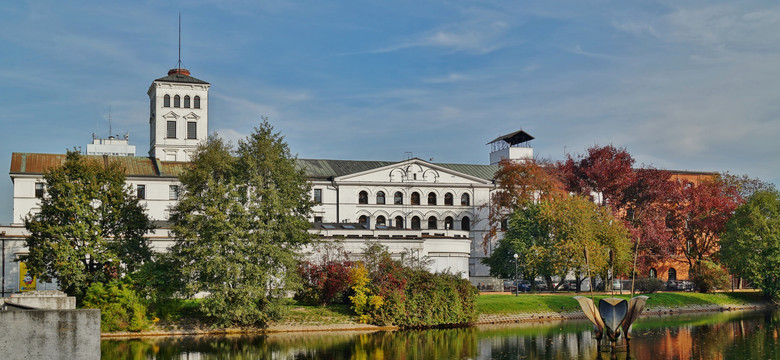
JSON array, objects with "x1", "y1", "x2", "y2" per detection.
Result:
[
  {"x1": 689, "y1": 260, "x2": 731, "y2": 293},
  {"x1": 296, "y1": 243, "x2": 354, "y2": 306},
  {"x1": 22, "y1": 150, "x2": 153, "y2": 299},
  {"x1": 82, "y1": 280, "x2": 151, "y2": 332},
  {"x1": 667, "y1": 179, "x2": 742, "y2": 268},
  {"x1": 718, "y1": 173, "x2": 777, "y2": 200},
  {"x1": 349, "y1": 263, "x2": 384, "y2": 323},
  {"x1": 635, "y1": 277, "x2": 665, "y2": 294},
  {"x1": 481, "y1": 159, "x2": 565, "y2": 250},
  {"x1": 720, "y1": 190, "x2": 780, "y2": 300},
  {"x1": 482, "y1": 195, "x2": 632, "y2": 290},
  {"x1": 168, "y1": 120, "x2": 313, "y2": 327},
  {"x1": 130, "y1": 253, "x2": 186, "y2": 320}
]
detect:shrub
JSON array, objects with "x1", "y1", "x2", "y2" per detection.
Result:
[
  {"x1": 296, "y1": 259, "x2": 354, "y2": 305},
  {"x1": 635, "y1": 278, "x2": 665, "y2": 294},
  {"x1": 82, "y1": 281, "x2": 151, "y2": 332},
  {"x1": 691, "y1": 260, "x2": 731, "y2": 293}
]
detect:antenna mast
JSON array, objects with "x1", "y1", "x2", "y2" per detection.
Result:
[
  {"x1": 178, "y1": 13, "x2": 182, "y2": 70},
  {"x1": 108, "y1": 106, "x2": 113, "y2": 136}
]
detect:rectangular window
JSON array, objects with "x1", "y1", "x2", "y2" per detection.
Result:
[
  {"x1": 313, "y1": 189, "x2": 322, "y2": 204},
  {"x1": 35, "y1": 182, "x2": 44, "y2": 198},
  {"x1": 314, "y1": 216, "x2": 323, "y2": 223},
  {"x1": 167, "y1": 121, "x2": 176, "y2": 138},
  {"x1": 187, "y1": 122, "x2": 197, "y2": 139},
  {"x1": 169, "y1": 185, "x2": 179, "y2": 200},
  {"x1": 136, "y1": 185, "x2": 146, "y2": 199}
]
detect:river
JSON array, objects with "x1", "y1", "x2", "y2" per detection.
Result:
[{"x1": 101, "y1": 309, "x2": 780, "y2": 359}]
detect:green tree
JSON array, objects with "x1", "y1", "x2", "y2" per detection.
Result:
[
  {"x1": 169, "y1": 120, "x2": 313, "y2": 327},
  {"x1": 482, "y1": 195, "x2": 632, "y2": 290},
  {"x1": 720, "y1": 190, "x2": 780, "y2": 301},
  {"x1": 23, "y1": 150, "x2": 153, "y2": 298}
]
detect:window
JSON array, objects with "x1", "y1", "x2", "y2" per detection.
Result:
[
  {"x1": 411, "y1": 192, "x2": 420, "y2": 205},
  {"x1": 313, "y1": 189, "x2": 322, "y2": 204},
  {"x1": 184, "y1": 95, "x2": 191, "y2": 108},
  {"x1": 461, "y1": 193, "x2": 470, "y2": 206},
  {"x1": 376, "y1": 216, "x2": 386, "y2": 227},
  {"x1": 136, "y1": 185, "x2": 146, "y2": 199},
  {"x1": 667, "y1": 268, "x2": 677, "y2": 281},
  {"x1": 649, "y1": 268, "x2": 657, "y2": 279},
  {"x1": 501, "y1": 219, "x2": 508, "y2": 231},
  {"x1": 358, "y1": 191, "x2": 368, "y2": 204},
  {"x1": 314, "y1": 216, "x2": 323, "y2": 223},
  {"x1": 169, "y1": 185, "x2": 179, "y2": 200},
  {"x1": 444, "y1": 193, "x2": 453, "y2": 206},
  {"x1": 461, "y1": 216, "x2": 471, "y2": 231},
  {"x1": 395, "y1": 216, "x2": 404, "y2": 229},
  {"x1": 445, "y1": 216, "x2": 454, "y2": 230},
  {"x1": 167, "y1": 121, "x2": 177, "y2": 138},
  {"x1": 35, "y1": 182, "x2": 44, "y2": 198},
  {"x1": 428, "y1": 216, "x2": 438, "y2": 229},
  {"x1": 394, "y1": 191, "x2": 403, "y2": 205},
  {"x1": 376, "y1": 191, "x2": 386, "y2": 204},
  {"x1": 187, "y1": 122, "x2": 197, "y2": 139},
  {"x1": 194, "y1": 96, "x2": 201, "y2": 109},
  {"x1": 411, "y1": 216, "x2": 421, "y2": 230},
  {"x1": 428, "y1": 192, "x2": 437, "y2": 205},
  {"x1": 359, "y1": 215, "x2": 368, "y2": 224},
  {"x1": 163, "y1": 94, "x2": 170, "y2": 107},
  {"x1": 174, "y1": 95, "x2": 181, "y2": 108}
]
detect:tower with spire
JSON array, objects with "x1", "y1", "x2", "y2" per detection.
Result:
[{"x1": 147, "y1": 16, "x2": 210, "y2": 162}]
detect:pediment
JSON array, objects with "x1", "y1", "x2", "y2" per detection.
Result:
[
  {"x1": 162, "y1": 111, "x2": 179, "y2": 119},
  {"x1": 183, "y1": 112, "x2": 200, "y2": 120},
  {"x1": 335, "y1": 159, "x2": 491, "y2": 185}
]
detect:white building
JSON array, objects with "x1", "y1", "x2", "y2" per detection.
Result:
[
  {"x1": 0, "y1": 67, "x2": 534, "y2": 295},
  {"x1": 86, "y1": 134, "x2": 136, "y2": 157}
]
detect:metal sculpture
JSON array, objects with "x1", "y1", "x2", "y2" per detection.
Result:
[{"x1": 574, "y1": 295, "x2": 649, "y2": 351}]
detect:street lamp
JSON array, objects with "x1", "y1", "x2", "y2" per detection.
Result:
[{"x1": 513, "y1": 253, "x2": 519, "y2": 296}]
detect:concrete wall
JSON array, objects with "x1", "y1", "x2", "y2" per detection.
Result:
[
  {"x1": 3, "y1": 290, "x2": 75, "y2": 310},
  {"x1": 0, "y1": 309, "x2": 100, "y2": 360}
]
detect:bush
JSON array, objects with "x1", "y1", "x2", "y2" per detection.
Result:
[
  {"x1": 296, "y1": 259, "x2": 354, "y2": 305},
  {"x1": 691, "y1": 260, "x2": 730, "y2": 293},
  {"x1": 82, "y1": 281, "x2": 151, "y2": 332},
  {"x1": 635, "y1": 278, "x2": 665, "y2": 294}
]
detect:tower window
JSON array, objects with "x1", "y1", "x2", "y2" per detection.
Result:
[
  {"x1": 174, "y1": 95, "x2": 181, "y2": 108},
  {"x1": 167, "y1": 121, "x2": 177, "y2": 138},
  {"x1": 194, "y1": 96, "x2": 201, "y2": 109},
  {"x1": 169, "y1": 185, "x2": 180, "y2": 200},
  {"x1": 136, "y1": 185, "x2": 146, "y2": 200},
  {"x1": 35, "y1": 182, "x2": 45, "y2": 198},
  {"x1": 187, "y1": 122, "x2": 197, "y2": 139},
  {"x1": 184, "y1": 95, "x2": 191, "y2": 108},
  {"x1": 163, "y1": 94, "x2": 171, "y2": 107}
]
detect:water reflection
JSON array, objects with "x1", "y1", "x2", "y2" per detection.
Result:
[{"x1": 102, "y1": 310, "x2": 780, "y2": 359}]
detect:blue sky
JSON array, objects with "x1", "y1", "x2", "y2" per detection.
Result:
[{"x1": 1, "y1": 1, "x2": 779, "y2": 224}]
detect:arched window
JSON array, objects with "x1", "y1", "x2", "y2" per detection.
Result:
[
  {"x1": 461, "y1": 193, "x2": 470, "y2": 206},
  {"x1": 461, "y1": 216, "x2": 471, "y2": 231},
  {"x1": 445, "y1": 216, "x2": 454, "y2": 230},
  {"x1": 194, "y1": 96, "x2": 201, "y2": 109},
  {"x1": 395, "y1": 216, "x2": 404, "y2": 229},
  {"x1": 184, "y1": 95, "x2": 191, "y2": 108},
  {"x1": 394, "y1": 191, "x2": 403, "y2": 205},
  {"x1": 411, "y1": 192, "x2": 420, "y2": 205},
  {"x1": 359, "y1": 215, "x2": 368, "y2": 224},
  {"x1": 376, "y1": 191, "x2": 385, "y2": 204},
  {"x1": 667, "y1": 268, "x2": 677, "y2": 281},
  {"x1": 428, "y1": 192, "x2": 437, "y2": 205},
  {"x1": 649, "y1": 268, "x2": 657, "y2": 279},
  {"x1": 428, "y1": 216, "x2": 438, "y2": 229},
  {"x1": 358, "y1": 191, "x2": 368, "y2": 204},
  {"x1": 174, "y1": 95, "x2": 181, "y2": 108},
  {"x1": 163, "y1": 94, "x2": 171, "y2": 107},
  {"x1": 376, "y1": 216, "x2": 386, "y2": 227},
  {"x1": 411, "y1": 216, "x2": 421, "y2": 230},
  {"x1": 444, "y1": 193, "x2": 453, "y2": 206}
]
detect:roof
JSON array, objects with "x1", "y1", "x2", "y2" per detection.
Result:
[
  {"x1": 9, "y1": 153, "x2": 185, "y2": 178},
  {"x1": 487, "y1": 130, "x2": 534, "y2": 146},
  {"x1": 296, "y1": 158, "x2": 498, "y2": 181},
  {"x1": 154, "y1": 73, "x2": 209, "y2": 85}
]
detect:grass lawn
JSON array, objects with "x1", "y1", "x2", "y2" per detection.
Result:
[{"x1": 477, "y1": 291, "x2": 766, "y2": 315}]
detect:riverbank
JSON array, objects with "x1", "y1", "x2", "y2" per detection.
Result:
[{"x1": 102, "y1": 290, "x2": 772, "y2": 338}]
